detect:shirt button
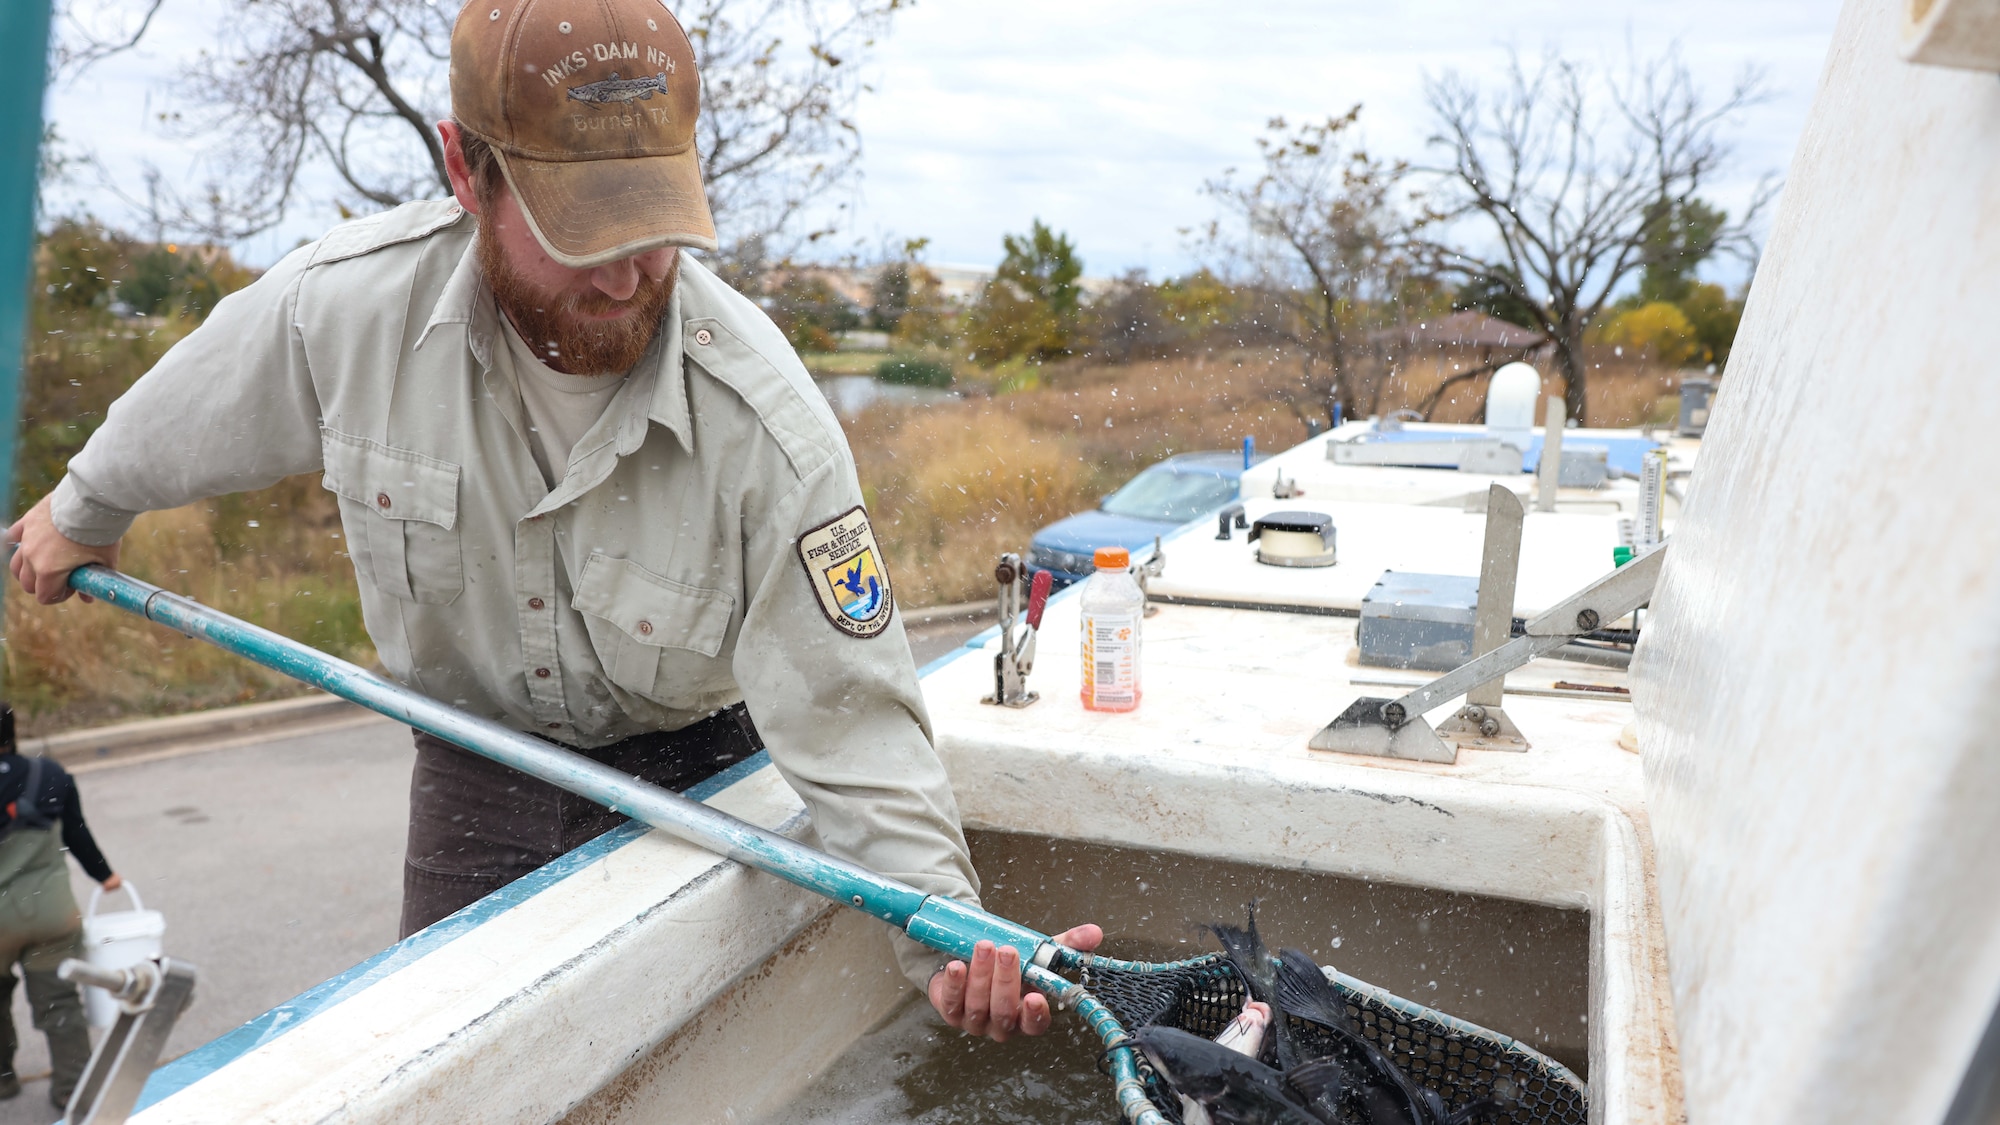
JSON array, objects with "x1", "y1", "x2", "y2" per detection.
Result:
[
  {"x1": 528, "y1": 597, "x2": 545, "y2": 610},
  {"x1": 636, "y1": 620, "x2": 653, "y2": 635},
  {"x1": 375, "y1": 492, "x2": 391, "y2": 509},
  {"x1": 693, "y1": 328, "x2": 713, "y2": 346},
  {"x1": 534, "y1": 667, "x2": 551, "y2": 678}
]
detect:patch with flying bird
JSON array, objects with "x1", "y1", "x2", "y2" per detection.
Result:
[{"x1": 798, "y1": 506, "x2": 895, "y2": 638}]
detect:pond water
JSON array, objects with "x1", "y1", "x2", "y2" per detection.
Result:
[
  {"x1": 817, "y1": 374, "x2": 961, "y2": 417},
  {"x1": 763, "y1": 830, "x2": 1590, "y2": 1125}
]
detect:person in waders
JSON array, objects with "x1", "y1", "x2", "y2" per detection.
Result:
[
  {"x1": 0, "y1": 705, "x2": 121, "y2": 1108},
  {"x1": 5, "y1": 0, "x2": 1092, "y2": 1045}
]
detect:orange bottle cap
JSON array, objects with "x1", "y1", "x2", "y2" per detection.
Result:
[{"x1": 1094, "y1": 546, "x2": 1130, "y2": 569}]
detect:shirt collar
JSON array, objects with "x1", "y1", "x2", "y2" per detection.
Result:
[
  {"x1": 643, "y1": 277, "x2": 693, "y2": 456},
  {"x1": 413, "y1": 238, "x2": 497, "y2": 372}
]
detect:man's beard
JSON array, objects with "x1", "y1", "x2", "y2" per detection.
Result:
[{"x1": 478, "y1": 231, "x2": 679, "y2": 376}]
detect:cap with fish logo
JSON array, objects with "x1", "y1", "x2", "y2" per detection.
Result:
[
  {"x1": 798, "y1": 508, "x2": 896, "y2": 639},
  {"x1": 449, "y1": 0, "x2": 716, "y2": 266}
]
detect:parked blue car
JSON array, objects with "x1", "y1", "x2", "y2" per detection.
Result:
[{"x1": 1026, "y1": 451, "x2": 1256, "y2": 588}]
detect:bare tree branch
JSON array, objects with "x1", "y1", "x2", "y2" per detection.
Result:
[
  {"x1": 57, "y1": 0, "x2": 901, "y2": 271},
  {"x1": 1198, "y1": 110, "x2": 1433, "y2": 424},
  {"x1": 55, "y1": 0, "x2": 167, "y2": 77},
  {"x1": 1414, "y1": 46, "x2": 1770, "y2": 422}
]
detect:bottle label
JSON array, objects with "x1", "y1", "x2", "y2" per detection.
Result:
[{"x1": 1082, "y1": 612, "x2": 1140, "y2": 707}]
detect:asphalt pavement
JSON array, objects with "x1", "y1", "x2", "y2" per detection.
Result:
[
  {"x1": 2, "y1": 716, "x2": 411, "y2": 1124},
  {"x1": 0, "y1": 615, "x2": 985, "y2": 1122}
]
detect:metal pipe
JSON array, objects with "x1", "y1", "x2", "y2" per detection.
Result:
[
  {"x1": 66, "y1": 565, "x2": 1051, "y2": 964},
  {"x1": 59, "y1": 959, "x2": 150, "y2": 1001}
]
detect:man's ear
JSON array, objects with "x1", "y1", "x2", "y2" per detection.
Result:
[{"x1": 438, "y1": 121, "x2": 483, "y2": 217}]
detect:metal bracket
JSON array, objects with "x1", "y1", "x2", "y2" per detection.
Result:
[
  {"x1": 1437, "y1": 484, "x2": 1529, "y2": 752},
  {"x1": 982, "y1": 553, "x2": 1050, "y2": 709},
  {"x1": 1137, "y1": 536, "x2": 1165, "y2": 617},
  {"x1": 1535, "y1": 396, "x2": 1565, "y2": 512},
  {"x1": 60, "y1": 957, "x2": 198, "y2": 1125},
  {"x1": 1312, "y1": 543, "x2": 1666, "y2": 762}
]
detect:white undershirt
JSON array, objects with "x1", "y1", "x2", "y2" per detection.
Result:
[{"x1": 497, "y1": 311, "x2": 628, "y2": 487}]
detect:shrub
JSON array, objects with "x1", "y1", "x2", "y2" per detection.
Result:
[
  {"x1": 1595, "y1": 301, "x2": 1698, "y2": 367},
  {"x1": 875, "y1": 354, "x2": 953, "y2": 388}
]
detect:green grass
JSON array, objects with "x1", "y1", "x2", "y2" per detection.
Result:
[{"x1": 802, "y1": 350, "x2": 891, "y2": 377}]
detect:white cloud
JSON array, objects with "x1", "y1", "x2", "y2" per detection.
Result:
[{"x1": 42, "y1": 0, "x2": 1840, "y2": 276}]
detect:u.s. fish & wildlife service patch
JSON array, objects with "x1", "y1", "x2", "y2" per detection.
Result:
[{"x1": 799, "y1": 507, "x2": 895, "y2": 638}]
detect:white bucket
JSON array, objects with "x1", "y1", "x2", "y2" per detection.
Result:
[{"x1": 80, "y1": 881, "x2": 166, "y2": 1027}]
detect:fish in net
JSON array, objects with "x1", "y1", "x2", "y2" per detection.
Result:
[{"x1": 1026, "y1": 910, "x2": 1587, "y2": 1125}]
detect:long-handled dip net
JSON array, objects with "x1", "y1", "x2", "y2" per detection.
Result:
[{"x1": 71, "y1": 566, "x2": 1587, "y2": 1124}]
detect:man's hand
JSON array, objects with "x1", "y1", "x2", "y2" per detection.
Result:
[
  {"x1": 101, "y1": 873, "x2": 123, "y2": 892},
  {"x1": 928, "y1": 923, "x2": 1103, "y2": 1042},
  {"x1": 6, "y1": 495, "x2": 119, "y2": 605}
]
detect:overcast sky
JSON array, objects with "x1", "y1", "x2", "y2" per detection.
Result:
[{"x1": 42, "y1": 0, "x2": 1842, "y2": 280}]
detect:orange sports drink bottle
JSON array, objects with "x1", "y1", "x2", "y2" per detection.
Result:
[{"x1": 1079, "y1": 546, "x2": 1144, "y2": 712}]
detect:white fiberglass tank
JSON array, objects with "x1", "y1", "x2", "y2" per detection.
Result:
[{"x1": 1634, "y1": 2, "x2": 2000, "y2": 1120}]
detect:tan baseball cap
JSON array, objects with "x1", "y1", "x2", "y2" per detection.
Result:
[{"x1": 450, "y1": 0, "x2": 716, "y2": 266}]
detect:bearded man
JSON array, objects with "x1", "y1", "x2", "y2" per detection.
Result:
[{"x1": 7, "y1": 0, "x2": 1094, "y2": 1042}]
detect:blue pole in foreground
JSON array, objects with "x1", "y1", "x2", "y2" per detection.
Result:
[
  {"x1": 66, "y1": 564, "x2": 1052, "y2": 964},
  {"x1": 0, "y1": 1, "x2": 56, "y2": 691}
]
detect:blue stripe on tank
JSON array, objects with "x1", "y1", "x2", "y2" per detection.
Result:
[{"x1": 132, "y1": 748, "x2": 774, "y2": 1111}]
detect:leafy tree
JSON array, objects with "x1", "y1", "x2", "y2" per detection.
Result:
[
  {"x1": 39, "y1": 221, "x2": 118, "y2": 311},
  {"x1": 765, "y1": 272, "x2": 860, "y2": 352},
  {"x1": 1086, "y1": 268, "x2": 1252, "y2": 363},
  {"x1": 889, "y1": 264, "x2": 955, "y2": 352},
  {"x1": 1596, "y1": 301, "x2": 1698, "y2": 366},
  {"x1": 19, "y1": 226, "x2": 191, "y2": 512},
  {"x1": 1636, "y1": 197, "x2": 1730, "y2": 305},
  {"x1": 998, "y1": 221, "x2": 1083, "y2": 322},
  {"x1": 869, "y1": 263, "x2": 912, "y2": 333},
  {"x1": 120, "y1": 247, "x2": 186, "y2": 316},
  {"x1": 964, "y1": 220, "x2": 1083, "y2": 365},
  {"x1": 1676, "y1": 281, "x2": 1741, "y2": 366}
]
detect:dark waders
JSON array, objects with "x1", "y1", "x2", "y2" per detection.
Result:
[{"x1": 0, "y1": 824, "x2": 90, "y2": 1106}]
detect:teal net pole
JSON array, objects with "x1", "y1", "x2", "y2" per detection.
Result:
[
  {"x1": 0, "y1": 0, "x2": 51, "y2": 524},
  {"x1": 0, "y1": 0, "x2": 54, "y2": 693}
]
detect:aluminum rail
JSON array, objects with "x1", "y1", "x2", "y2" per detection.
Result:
[{"x1": 65, "y1": 565, "x2": 1052, "y2": 967}]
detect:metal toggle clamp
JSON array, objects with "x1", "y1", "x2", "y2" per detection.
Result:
[{"x1": 983, "y1": 553, "x2": 1052, "y2": 708}]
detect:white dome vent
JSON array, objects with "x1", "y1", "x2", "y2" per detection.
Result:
[{"x1": 1485, "y1": 362, "x2": 1543, "y2": 437}]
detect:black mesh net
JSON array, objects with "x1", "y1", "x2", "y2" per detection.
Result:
[{"x1": 1080, "y1": 952, "x2": 1587, "y2": 1125}]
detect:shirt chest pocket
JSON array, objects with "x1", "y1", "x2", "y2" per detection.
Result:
[
  {"x1": 573, "y1": 554, "x2": 737, "y2": 699},
  {"x1": 321, "y1": 430, "x2": 465, "y2": 605}
]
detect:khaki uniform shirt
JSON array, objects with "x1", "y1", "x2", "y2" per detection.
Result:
[{"x1": 50, "y1": 199, "x2": 975, "y2": 986}]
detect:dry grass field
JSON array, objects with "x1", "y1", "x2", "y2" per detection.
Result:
[{"x1": 5, "y1": 476, "x2": 373, "y2": 734}]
